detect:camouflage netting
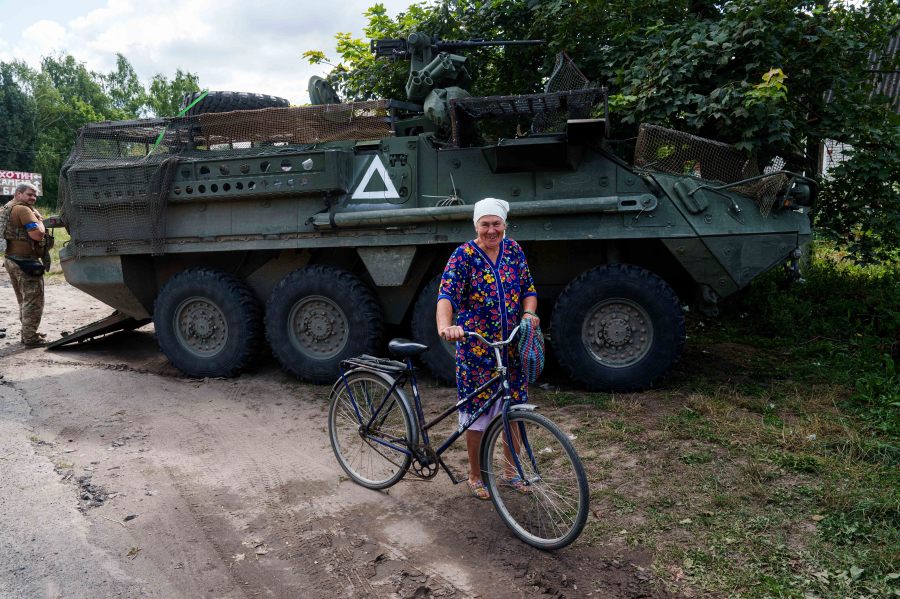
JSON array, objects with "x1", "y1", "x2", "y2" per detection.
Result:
[
  {"x1": 634, "y1": 124, "x2": 788, "y2": 217},
  {"x1": 449, "y1": 88, "x2": 607, "y2": 146},
  {"x1": 449, "y1": 52, "x2": 605, "y2": 146},
  {"x1": 195, "y1": 101, "x2": 393, "y2": 146},
  {"x1": 545, "y1": 52, "x2": 591, "y2": 93},
  {"x1": 58, "y1": 101, "x2": 395, "y2": 256}
]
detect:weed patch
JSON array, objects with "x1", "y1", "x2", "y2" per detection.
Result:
[{"x1": 567, "y1": 248, "x2": 899, "y2": 598}]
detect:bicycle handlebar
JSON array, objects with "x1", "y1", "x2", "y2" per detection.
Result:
[{"x1": 464, "y1": 325, "x2": 521, "y2": 349}]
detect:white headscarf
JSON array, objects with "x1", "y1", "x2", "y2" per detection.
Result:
[{"x1": 472, "y1": 197, "x2": 510, "y2": 226}]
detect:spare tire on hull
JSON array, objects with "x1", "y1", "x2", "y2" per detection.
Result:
[
  {"x1": 153, "y1": 268, "x2": 263, "y2": 378},
  {"x1": 265, "y1": 265, "x2": 383, "y2": 383},
  {"x1": 550, "y1": 264, "x2": 685, "y2": 392},
  {"x1": 179, "y1": 91, "x2": 290, "y2": 116}
]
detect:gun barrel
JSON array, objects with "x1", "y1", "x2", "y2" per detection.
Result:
[
  {"x1": 436, "y1": 39, "x2": 545, "y2": 50},
  {"x1": 372, "y1": 37, "x2": 544, "y2": 58}
]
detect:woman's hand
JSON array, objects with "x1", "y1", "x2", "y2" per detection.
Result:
[{"x1": 439, "y1": 325, "x2": 464, "y2": 342}]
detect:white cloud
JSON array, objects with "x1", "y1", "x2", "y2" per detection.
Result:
[
  {"x1": 11, "y1": 20, "x2": 67, "y2": 65},
  {"x1": 2, "y1": 0, "x2": 414, "y2": 105}
]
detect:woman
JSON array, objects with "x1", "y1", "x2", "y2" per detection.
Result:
[{"x1": 435, "y1": 197, "x2": 539, "y2": 500}]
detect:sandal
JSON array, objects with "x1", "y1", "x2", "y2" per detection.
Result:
[
  {"x1": 467, "y1": 479, "x2": 490, "y2": 500},
  {"x1": 501, "y1": 475, "x2": 533, "y2": 494}
]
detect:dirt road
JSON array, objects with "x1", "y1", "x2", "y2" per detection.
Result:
[{"x1": 0, "y1": 273, "x2": 672, "y2": 599}]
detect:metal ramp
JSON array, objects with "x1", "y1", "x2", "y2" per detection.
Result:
[{"x1": 46, "y1": 311, "x2": 151, "y2": 349}]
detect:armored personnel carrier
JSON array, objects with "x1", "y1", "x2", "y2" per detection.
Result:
[{"x1": 52, "y1": 33, "x2": 814, "y2": 391}]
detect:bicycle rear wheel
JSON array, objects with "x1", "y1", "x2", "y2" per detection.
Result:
[
  {"x1": 481, "y1": 410, "x2": 589, "y2": 550},
  {"x1": 328, "y1": 371, "x2": 414, "y2": 490}
]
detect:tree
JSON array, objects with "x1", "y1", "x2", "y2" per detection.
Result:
[
  {"x1": 0, "y1": 62, "x2": 38, "y2": 172},
  {"x1": 102, "y1": 54, "x2": 146, "y2": 118},
  {"x1": 18, "y1": 55, "x2": 118, "y2": 207},
  {"x1": 146, "y1": 69, "x2": 200, "y2": 117}
]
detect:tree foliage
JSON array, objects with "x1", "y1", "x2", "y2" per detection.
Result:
[
  {"x1": 310, "y1": 0, "x2": 900, "y2": 262},
  {"x1": 0, "y1": 54, "x2": 200, "y2": 209},
  {"x1": 147, "y1": 69, "x2": 201, "y2": 118}
]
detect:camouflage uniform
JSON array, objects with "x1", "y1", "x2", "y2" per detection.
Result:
[{"x1": 2, "y1": 199, "x2": 45, "y2": 344}]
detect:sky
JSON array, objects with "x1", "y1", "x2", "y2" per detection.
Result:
[{"x1": 0, "y1": 0, "x2": 416, "y2": 105}]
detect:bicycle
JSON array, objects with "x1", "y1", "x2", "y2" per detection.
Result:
[{"x1": 327, "y1": 325, "x2": 589, "y2": 550}]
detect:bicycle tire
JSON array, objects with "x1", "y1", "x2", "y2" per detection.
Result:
[
  {"x1": 481, "y1": 410, "x2": 589, "y2": 550},
  {"x1": 328, "y1": 370, "x2": 414, "y2": 490}
]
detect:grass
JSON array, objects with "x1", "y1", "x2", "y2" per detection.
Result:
[{"x1": 545, "y1": 245, "x2": 900, "y2": 598}]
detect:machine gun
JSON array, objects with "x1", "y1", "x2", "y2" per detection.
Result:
[{"x1": 371, "y1": 32, "x2": 544, "y2": 102}]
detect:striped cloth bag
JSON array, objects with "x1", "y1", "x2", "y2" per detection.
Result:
[{"x1": 517, "y1": 317, "x2": 545, "y2": 384}]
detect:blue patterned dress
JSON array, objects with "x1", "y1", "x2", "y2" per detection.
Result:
[{"x1": 438, "y1": 238, "x2": 537, "y2": 424}]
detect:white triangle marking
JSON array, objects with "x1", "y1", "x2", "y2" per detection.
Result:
[{"x1": 352, "y1": 155, "x2": 400, "y2": 200}]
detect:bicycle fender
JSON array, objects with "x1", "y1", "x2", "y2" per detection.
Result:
[
  {"x1": 509, "y1": 403, "x2": 539, "y2": 412},
  {"x1": 330, "y1": 367, "x2": 420, "y2": 447}
]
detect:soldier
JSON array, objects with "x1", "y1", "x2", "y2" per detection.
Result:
[{"x1": 2, "y1": 182, "x2": 47, "y2": 346}]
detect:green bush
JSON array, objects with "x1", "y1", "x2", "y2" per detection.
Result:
[
  {"x1": 728, "y1": 247, "x2": 900, "y2": 346},
  {"x1": 817, "y1": 125, "x2": 900, "y2": 264}
]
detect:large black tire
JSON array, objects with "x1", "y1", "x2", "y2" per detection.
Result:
[
  {"x1": 265, "y1": 265, "x2": 383, "y2": 383},
  {"x1": 179, "y1": 91, "x2": 289, "y2": 116},
  {"x1": 410, "y1": 275, "x2": 456, "y2": 385},
  {"x1": 153, "y1": 268, "x2": 263, "y2": 378},
  {"x1": 550, "y1": 264, "x2": 685, "y2": 392}
]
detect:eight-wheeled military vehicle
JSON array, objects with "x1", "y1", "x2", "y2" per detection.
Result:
[{"x1": 52, "y1": 33, "x2": 814, "y2": 391}]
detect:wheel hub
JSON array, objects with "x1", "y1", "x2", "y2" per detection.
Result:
[
  {"x1": 583, "y1": 299, "x2": 653, "y2": 368},
  {"x1": 289, "y1": 296, "x2": 349, "y2": 359},
  {"x1": 601, "y1": 316, "x2": 632, "y2": 346},
  {"x1": 174, "y1": 297, "x2": 228, "y2": 358},
  {"x1": 303, "y1": 310, "x2": 335, "y2": 341}
]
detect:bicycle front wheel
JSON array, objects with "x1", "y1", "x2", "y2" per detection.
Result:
[
  {"x1": 481, "y1": 410, "x2": 589, "y2": 550},
  {"x1": 328, "y1": 371, "x2": 414, "y2": 490}
]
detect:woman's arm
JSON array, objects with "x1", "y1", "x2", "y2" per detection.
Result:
[
  {"x1": 522, "y1": 295, "x2": 539, "y2": 326},
  {"x1": 436, "y1": 298, "x2": 464, "y2": 341}
]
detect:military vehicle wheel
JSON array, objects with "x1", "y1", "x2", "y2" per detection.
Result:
[
  {"x1": 265, "y1": 265, "x2": 383, "y2": 383},
  {"x1": 179, "y1": 91, "x2": 289, "y2": 116},
  {"x1": 154, "y1": 268, "x2": 263, "y2": 378},
  {"x1": 410, "y1": 275, "x2": 456, "y2": 385},
  {"x1": 551, "y1": 264, "x2": 684, "y2": 392}
]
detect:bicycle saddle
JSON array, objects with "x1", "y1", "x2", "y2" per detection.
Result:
[{"x1": 388, "y1": 338, "x2": 428, "y2": 357}]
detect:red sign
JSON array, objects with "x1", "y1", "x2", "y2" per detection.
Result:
[{"x1": 0, "y1": 171, "x2": 43, "y2": 196}]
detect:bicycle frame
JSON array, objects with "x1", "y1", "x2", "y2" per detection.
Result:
[{"x1": 336, "y1": 327, "x2": 536, "y2": 483}]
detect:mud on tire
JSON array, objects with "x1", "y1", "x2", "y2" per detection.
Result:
[
  {"x1": 550, "y1": 264, "x2": 684, "y2": 392},
  {"x1": 179, "y1": 91, "x2": 289, "y2": 116},
  {"x1": 265, "y1": 265, "x2": 383, "y2": 383},
  {"x1": 153, "y1": 268, "x2": 263, "y2": 378}
]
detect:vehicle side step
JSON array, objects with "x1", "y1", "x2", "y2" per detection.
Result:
[{"x1": 46, "y1": 311, "x2": 151, "y2": 349}]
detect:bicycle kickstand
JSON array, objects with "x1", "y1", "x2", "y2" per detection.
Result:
[{"x1": 436, "y1": 456, "x2": 464, "y2": 485}]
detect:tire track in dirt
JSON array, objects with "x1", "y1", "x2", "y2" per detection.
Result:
[
  {"x1": 161, "y1": 381, "x2": 465, "y2": 597},
  {"x1": 163, "y1": 409, "x2": 293, "y2": 598}
]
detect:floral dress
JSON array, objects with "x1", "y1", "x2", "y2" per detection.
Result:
[{"x1": 438, "y1": 238, "x2": 537, "y2": 420}]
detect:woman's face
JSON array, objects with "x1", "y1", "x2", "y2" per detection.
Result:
[{"x1": 475, "y1": 215, "x2": 506, "y2": 251}]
